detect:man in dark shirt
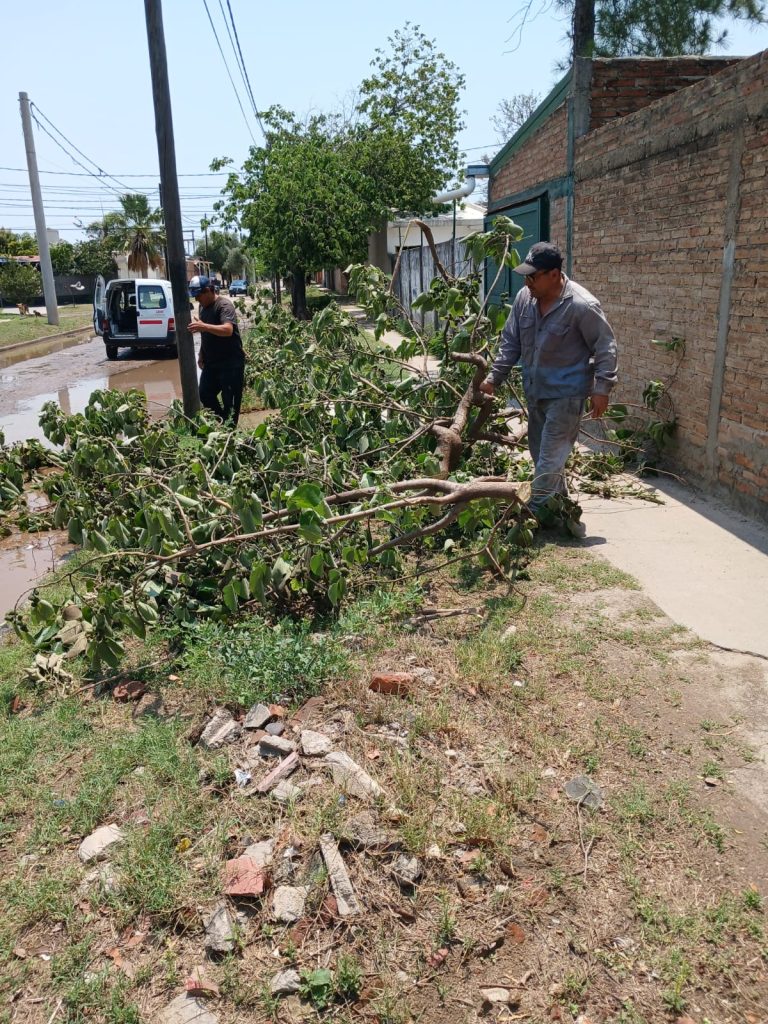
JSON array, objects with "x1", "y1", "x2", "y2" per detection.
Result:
[{"x1": 188, "y1": 274, "x2": 245, "y2": 426}]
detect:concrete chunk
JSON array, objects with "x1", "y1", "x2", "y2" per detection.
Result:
[
  {"x1": 272, "y1": 885, "x2": 309, "y2": 923},
  {"x1": 300, "y1": 729, "x2": 332, "y2": 756},
  {"x1": 160, "y1": 994, "x2": 219, "y2": 1024},
  {"x1": 199, "y1": 708, "x2": 241, "y2": 750},
  {"x1": 243, "y1": 839, "x2": 275, "y2": 867},
  {"x1": 272, "y1": 780, "x2": 302, "y2": 804},
  {"x1": 203, "y1": 901, "x2": 236, "y2": 954},
  {"x1": 244, "y1": 702, "x2": 273, "y2": 729},
  {"x1": 270, "y1": 968, "x2": 301, "y2": 996},
  {"x1": 78, "y1": 823, "x2": 124, "y2": 864},
  {"x1": 319, "y1": 832, "x2": 361, "y2": 917},
  {"x1": 258, "y1": 735, "x2": 297, "y2": 758},
  {"x1": 325, "y1": 751, "x2": 383, "y2": 800}
]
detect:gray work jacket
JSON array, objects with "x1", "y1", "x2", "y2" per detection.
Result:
[{"x1": 486, "y1": 275, "x2": 618, "y2": 399}]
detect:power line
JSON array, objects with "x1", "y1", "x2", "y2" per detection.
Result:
[
  {"x1": 0, "y1": 166, "x2": 229, "y2": 178},
  {"x1": 224, "y1": 0, "x2": 266, "y2": 137},
  {"x1": 201, "y1": 0, "x2": 257, "y2": 144},
  {"x1": 29, "y1": 104, "x2": 134, "y2": 193},
  {"x1": 28, "y1": 114, "x2": 125, "y2": 198}
]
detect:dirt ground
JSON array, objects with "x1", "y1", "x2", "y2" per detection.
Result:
[{"x1": 1, "y1": 543, "x2": 766, "y2": 1024}]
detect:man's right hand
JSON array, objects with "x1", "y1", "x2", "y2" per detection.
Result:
[{"x1": 479, "y1": 380, "x2": 495, "y2": 396}]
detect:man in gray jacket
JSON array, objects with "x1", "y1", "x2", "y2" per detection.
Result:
[{"x1": 480, "y1": 242, "x2": 618, "y2": 517}]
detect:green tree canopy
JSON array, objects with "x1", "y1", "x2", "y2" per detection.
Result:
[
  {"x1": 214, "y1": 24, "x2": 466, "y2": 318},
  {"x1": 86, "y1": 195, "x2": 164, "y2": 277},
  {"x1": 215, "y1": 108, "x2": 371, "y2": 317},
  {"x1": 194, "y1": 227, "x2": 240, "y2": 277},
  {"x1": 72, "y1": 239, "x2": 118, "y2": 279},
  {"x1": 0, "y1": 262, "x2": 41, "y2": 307},
  {"x1": 49, "y1": 241, "x2": 75, "y2": 275},
  {"x1": 0, "y1": 229, "x2": 37, "y2": 257},
  {"x1": 563, "y1": 0, "x2": 765, "y2": 56}
]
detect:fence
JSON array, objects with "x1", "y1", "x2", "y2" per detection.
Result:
[{"x1": 392, "y1": 238, "x2": 476, "y2": 325}]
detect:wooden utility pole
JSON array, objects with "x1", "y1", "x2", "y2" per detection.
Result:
[
  {"x1": 18, "y1": 92, "x2": 58, "y2": 326},
  {"x1": 144, "y1": 0, "x2": 200, "y2": 417}
]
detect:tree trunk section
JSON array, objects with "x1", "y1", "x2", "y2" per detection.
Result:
[
  {"x1": 573, "y1": 0, "x2": 595, "y2": 58},
  {"x1": 291, "y1": 269, "x2": 308, "y2": 320}
]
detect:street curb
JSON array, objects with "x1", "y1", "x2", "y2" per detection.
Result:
[{"x1": 0, "y1": 324, "x2": 94, "y2": 360}]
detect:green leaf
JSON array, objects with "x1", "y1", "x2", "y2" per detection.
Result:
[
  {"x1": 249, "y1": 562, "x2": 268, "y2": 603},
  {"x1": 298, "y1": 509, "x2": 324, "y2": 544},
  {"x1": 309, "y1": 552, "x2": 325, "y2": 577},
  {"x1": 222, "y1": 581, "x2": 239, "y2": 612},
  {"x1": 67, "y1": 517, "x2": 83, "y2": 545},
  {"x1": 288, "y1": 482, "x2": 325, "y2": 510}
]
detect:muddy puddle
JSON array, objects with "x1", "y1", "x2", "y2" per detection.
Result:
[
  {"x1": 0, "y1": 330, "x2": 92, "y2": 370},
  {"x1": 0, "y1": 529, "x2": 72, "y2": 621},
  {"x1": 0, "y1": 351, "x2": 183, "y2": 446}
]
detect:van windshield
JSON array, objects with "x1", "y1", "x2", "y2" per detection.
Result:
[{"x1": 138, "y1": 285, "x2": 167, "y2": 309}]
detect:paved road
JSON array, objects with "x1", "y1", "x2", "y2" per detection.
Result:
[{"x1": 0, "y1": 336, "x2": 183, "y2": 445}]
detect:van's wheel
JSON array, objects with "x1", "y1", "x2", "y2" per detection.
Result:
[{"x1": 106, "y1": 344, "x2": 118, "y2": 360}]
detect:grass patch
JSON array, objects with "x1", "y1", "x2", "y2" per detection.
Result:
[
  {"x1": 178, "y1": 615, "x2": 349, "y2": 708},
  {"x1": 0, "y1": 306, "x2": 93, "y2": 348}
]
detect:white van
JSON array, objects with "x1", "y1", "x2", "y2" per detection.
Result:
[{"x1": 93, "y1": 276, "x2": 177, "y2": 360}]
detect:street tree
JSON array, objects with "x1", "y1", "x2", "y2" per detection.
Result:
[
  {"x1": 72, "y1": 240, "x2": 118, "y2": 279},
  {"x1": 0, "y1": 229, "x2": 37, "y2": 257},
  {"x1": 49, "y1": 241, "x2": 75, "y2": 275},
  {"x1": 214, "y1": 108, "x2": 371, "y2": 319},
  {"x1": 490, "y1": 93, "x2": 541, "y2": 143},
  {"x1": 214, "y1": 24, "x2": 466, "y2": 318},
  {"x1": 562, "y1": 0, "x2": 765, "y2": 56},
  {"x1": 0, "y1": 262, "x2": 42, "y2": 308},
  {"x1": 112, "y1": 194, "x2": 165, "y2": 277},
  {"x1": 194, "y1": 228, "x2": 240, "y2": 280}
]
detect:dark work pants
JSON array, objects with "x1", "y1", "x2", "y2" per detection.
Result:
[{"x1": 199, "y1": 361, "x2": 245, "y2": 426}]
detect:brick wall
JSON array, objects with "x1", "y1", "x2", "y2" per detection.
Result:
[
  {"x1": 575, "y1": 49, "x2": 768, "y2": 517},
  {"x1": 589, "y1": 57, "x2": 739, "y2": 130},
  {"x1": 489, "y1": 104, "x2": 568, "y2": 205}
]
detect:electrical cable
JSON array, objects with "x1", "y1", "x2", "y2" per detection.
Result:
[
  {"x1": 201, "y1": 0, "x2": 257, "y2": 144},
  {"x1": 29, "y1": 104, "x2": 134, "y2": 193},
  {"x1": 27, "y1": 115, "x2": 125, "y2": 198},
  {"x1": 224, "y1": 0, "x2": 266, "y2": 137}
]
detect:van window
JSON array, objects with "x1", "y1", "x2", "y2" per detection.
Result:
[{"x1": 138, "y1": 285, "x2": 167, "y2": 309}]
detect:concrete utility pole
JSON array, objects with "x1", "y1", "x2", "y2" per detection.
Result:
[
  {"x1": 144, "y1": 0, "x2": 200, "y2": 417},
  {"x1": 18, "y1": 92, "x2": 58, "y2": 325}
]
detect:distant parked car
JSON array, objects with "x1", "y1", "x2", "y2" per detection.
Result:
[{"x1": 229, "y1": 279, "x2": 248, "y2": 296}]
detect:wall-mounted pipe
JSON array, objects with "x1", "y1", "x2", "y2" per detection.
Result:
[{"x1": 432, "y1": 164, "x2": 490, "y2": 205}]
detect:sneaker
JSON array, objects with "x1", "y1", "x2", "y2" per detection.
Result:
[{"x1": 565, "y1": 518, "x2": 587, "y2": 539}]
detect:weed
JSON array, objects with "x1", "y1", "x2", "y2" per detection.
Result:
[
  {"x1": 702, "y1": 760, "x2": 724, "y2": 780},
  {"x1": 436, "y1": 891, "x2": 457, "y2": 945},
  {"x1": 335, "y1": 953, "x2": 363, "y2": 1000},
  {"x1": 300, "y1": 967, "x2": 335, "y2": 1010},
  {"x1": 743, "y1": 888, "x2": 763, "y2": 911},
  {"x1": 614, "y1": 785, "x2": 658, "y2": 826},
  {"x1": 179, "y1": 616, "x2": 348, "y2": 708},
  {"x1": 660, "y1": 947, "x2": 691, "y2": 1013}
]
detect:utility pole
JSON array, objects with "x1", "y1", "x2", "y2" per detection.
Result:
[
  {"x1": 144, "y1": 0, "x2": 200, "y2": 417},
  {"x1": 18, "y1": 92, "x2": 58, "y2": 326}
]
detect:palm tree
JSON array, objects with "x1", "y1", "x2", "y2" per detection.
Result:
[{"x1": 110, "y1": 194, "x2": 165, "y2": 277}]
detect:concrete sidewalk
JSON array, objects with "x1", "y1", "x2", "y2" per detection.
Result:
[{"x1": 578, "y1": 478, "x2": 768, "y2": 657}]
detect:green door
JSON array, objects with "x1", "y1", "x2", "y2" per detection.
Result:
[{"x1": 484, "y1": 197, "x2": 548, "y2": 312}]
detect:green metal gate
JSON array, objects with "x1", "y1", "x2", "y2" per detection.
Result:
[{"x1": 484, "y1": 196, "x2": 548, "y2": 311}]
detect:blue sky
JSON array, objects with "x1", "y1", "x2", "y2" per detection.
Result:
[{"x1": 2, "y1": 0, "x2": 767, "y2": 241}]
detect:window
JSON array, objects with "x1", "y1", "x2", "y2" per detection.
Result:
[{"x1": 138, "y1": 285, "x2": 167, "y2": 309}]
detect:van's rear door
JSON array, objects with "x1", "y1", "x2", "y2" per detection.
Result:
[
  {"x1": 136, "y1": 281, "x2": 170, "y2": 342},
  {"x1": 93, "y1": 274, "x2": 105, "y2": 336}
]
